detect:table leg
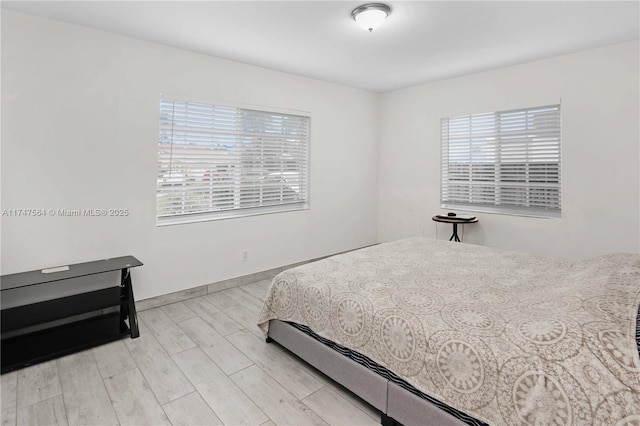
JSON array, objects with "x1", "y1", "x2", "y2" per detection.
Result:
[
  {"x1": 450, "y1": 223, "x2": 461, "y2": 242},
  {"x1": 121, "y1": 268, "x2": 140, "y2": 338}
]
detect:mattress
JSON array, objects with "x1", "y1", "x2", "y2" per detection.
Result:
[{"x1": 258, "y1": 237, "x2": 640, "y2": 425}]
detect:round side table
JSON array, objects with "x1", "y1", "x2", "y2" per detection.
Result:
[{"x1": 432, "y1": 216, "x2": 479, "y2": 242}]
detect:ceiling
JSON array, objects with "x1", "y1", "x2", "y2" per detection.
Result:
[{"x1": 3, "y1": 1, "x2": 639, "y2": 92}]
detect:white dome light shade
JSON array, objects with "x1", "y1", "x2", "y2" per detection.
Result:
[{"x1": 351, "y1": 4, "x2": 391, "y2": 32}]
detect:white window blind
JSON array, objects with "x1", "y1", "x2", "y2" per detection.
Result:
[
  {"x1": 157, "y1": 97, "x2": 310, "y2": 223},
  {"x1": 441, "y1": 104, "x2": 561, "y2": 217}
]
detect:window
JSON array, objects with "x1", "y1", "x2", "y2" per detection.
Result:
[
  {"x1": 441, "y1": 105, "x2": 561, "y2": 217},
  {"x1": 157, "y1": 97, "x2": 310, "y2": 224}
]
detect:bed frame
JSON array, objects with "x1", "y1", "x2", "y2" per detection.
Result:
[{"x1": 266, "y1": 319, "x2": 467, "y2": 426}]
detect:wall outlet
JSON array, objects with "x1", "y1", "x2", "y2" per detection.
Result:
[{"x1": 241, "y1": 249, "x2": 249, "y2": 262}]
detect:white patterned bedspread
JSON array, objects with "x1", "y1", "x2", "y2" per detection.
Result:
[{"x1": 258, "y1": 237, "x2": 640, "y2": 425}]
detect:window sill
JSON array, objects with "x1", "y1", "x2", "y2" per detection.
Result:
[
  {"x1": 156, "y1": 203, "x2": 309, "y2": 226},
  {"x1": 441, "y1": 204, "x2": 561, "y2": 219}
]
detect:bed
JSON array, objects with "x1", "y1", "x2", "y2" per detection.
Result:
[{"x1": 257, "y1": 237, "x2": 640, "y2": 426}]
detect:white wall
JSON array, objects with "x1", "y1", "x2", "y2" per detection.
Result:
[
  {"x1": 3, "y1": 11, "x2": 637, "y2": 303},
  {"x1": 379, "y1": 41, "x2": 640, "y2": 259},
  {"x1": 1, "y1": 11, "x2": 380, "y2": 299}
]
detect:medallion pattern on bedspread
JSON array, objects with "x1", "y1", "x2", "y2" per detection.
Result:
[
  {"x1": 258, "y1": 237, "x2": 640, "y2": 425},
  {"x1": 373, "y1": 309, "x2": 427, "y2": 375},
  {"x1": 426, "y1": 330, "x2": 498, "y2": 410},
  {"x1": 330, "y1": 292, "x2": 373, "y2": 347}
]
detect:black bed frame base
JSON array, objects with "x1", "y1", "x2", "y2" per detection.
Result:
[{"x1": 382, "y1": 413, "x2": 403, "y2": 426}]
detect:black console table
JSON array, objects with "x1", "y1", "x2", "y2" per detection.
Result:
[{"x1": 1, "y1": 256, "x2": 142, "y2": 374}]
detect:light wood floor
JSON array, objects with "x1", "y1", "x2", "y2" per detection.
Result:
[{"x1": 0, "y1": 280, "x2": 380, "y2": 426}]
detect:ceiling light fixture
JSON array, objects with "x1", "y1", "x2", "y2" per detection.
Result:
[{"x1": 351, "y1": 3, "x2": 391, "y2": 32}]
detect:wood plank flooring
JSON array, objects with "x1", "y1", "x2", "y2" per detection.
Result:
[{"x1": 0, "y1": 280, "x2": 380, "y2": 426}]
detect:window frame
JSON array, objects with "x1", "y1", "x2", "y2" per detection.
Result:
[
  {"x1": 156, "y1": 96, "x2": 311, "y2": 226},
  {"x1": 440, "y1": 104, "x2": 562, "y2": 218}
]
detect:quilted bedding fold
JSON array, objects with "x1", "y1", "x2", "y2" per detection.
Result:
[{"x1": 258, "y1": 237, "x2": 640, "y2": 425}]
